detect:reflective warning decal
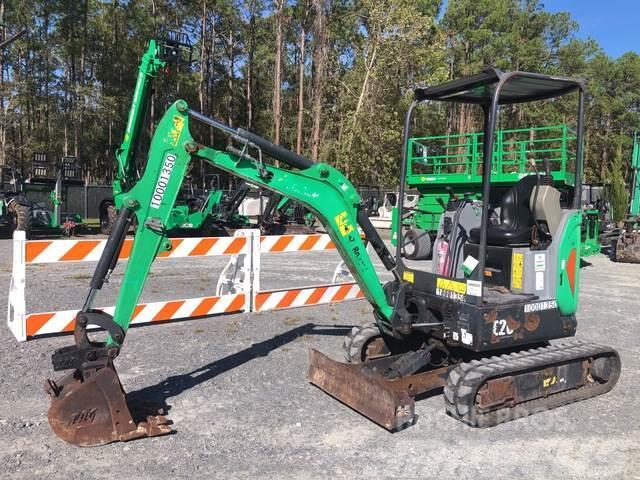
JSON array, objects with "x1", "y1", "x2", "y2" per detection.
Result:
[{"x1": 334, "y1": 211, "x2": 355, "y2": 237}]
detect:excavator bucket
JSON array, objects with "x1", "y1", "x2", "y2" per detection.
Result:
[
  {"x1": 307, "y1": 349, "x2": 449, "y2": 431},
  {"x1": 46, "y1": 363, "x2": 172, "y2": 447}
]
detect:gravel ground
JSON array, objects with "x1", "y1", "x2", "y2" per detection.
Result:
[{"x1": 0, "y1": 236, "x2": 638, "y2": 479}]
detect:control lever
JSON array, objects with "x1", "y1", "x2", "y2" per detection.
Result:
[{"x1": 444, "y1": 186, "x2": 458, "y2": 201}]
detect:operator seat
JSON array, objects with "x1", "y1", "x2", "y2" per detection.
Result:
[{"x1": 469, "y1": 174, "x2": 539, "y2": 246}]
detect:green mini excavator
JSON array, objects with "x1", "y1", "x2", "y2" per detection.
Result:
[
  {"x1": 612, "y1": 132, "x2": 640, "y2": 262},
  {"x1": 98, "y1": 32, "x2": 230, "y2": 237},
  {"x1": 45, "y1": 69, "x2": 620, "y2": 446}
]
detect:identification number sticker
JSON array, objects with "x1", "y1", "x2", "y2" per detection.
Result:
[
  {"x1": 435, "y1": 277, "x2": 467, "y2": 302},
  {"x1": 150, "y1": 153, "x2": 177, "y2": 209}
]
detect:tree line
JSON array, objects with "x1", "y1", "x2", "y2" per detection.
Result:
[{"x1": 0, "y1": 0, "x2": 638, "y2": 213}]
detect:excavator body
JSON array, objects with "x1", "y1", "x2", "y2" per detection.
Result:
[{"x1": 46, "y1": 69, "x2": 620, "y2": 446}]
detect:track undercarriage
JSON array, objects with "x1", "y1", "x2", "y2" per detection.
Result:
[{"x1": 308, "y1": 326, "x2": 620, "y2": 430}]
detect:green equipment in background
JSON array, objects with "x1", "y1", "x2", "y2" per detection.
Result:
[
  {"x1": 629, "y1": 132, "x2": 640, "y2": 218},
  {"x1": 612, "y1": 132, "x2": 640, "y2": 262},
  {"x1": 394, "y1": 124, "x2": 577, "y2": 259},
  {"x1": 581, "y1": 208, "x2": 601, "y2": 257},
  {"x1": 98, "y1": 32, "x2": 230, "y2": 236}
]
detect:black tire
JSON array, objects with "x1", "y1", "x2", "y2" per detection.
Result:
[
  {"x1": 609, "y1": 238, "x2": 618, "y2": 262},
  {"x1": 343, "y1": 324, "x2": 391, "y2": 363},
  {"x1": 8, "y1": 201, "x2": 32, "y2": 239},
  {"x1": 402, "y1": 228, "x2": 431, "y2": 260},
  {"x1": 100, "y1": 203, "x2": 117, "y2": 235}
]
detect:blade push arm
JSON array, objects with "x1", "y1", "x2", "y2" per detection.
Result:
[{"x1": 88, "y1": 100, "x2": 396, "y2": 347}]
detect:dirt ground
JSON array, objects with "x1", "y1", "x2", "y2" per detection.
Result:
[{"x1": 0, "y1": 237, "x2": 638, "y2": 479}]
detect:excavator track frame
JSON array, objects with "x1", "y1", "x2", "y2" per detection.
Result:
[{"x1": 444, "y1": 341, "x2": 620, "y2": 427}]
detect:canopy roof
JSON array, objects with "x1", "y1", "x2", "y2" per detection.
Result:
[{"x1": 414, "y1": 68, "x2": 584, "y2": 105}]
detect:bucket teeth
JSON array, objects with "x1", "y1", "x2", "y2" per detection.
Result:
[
  {"x1": 46, "y1": 364, "x2": 173, "y2": 447},
  {"x1": 118, "y1": 414, "x2": 173, "y2": 442}
]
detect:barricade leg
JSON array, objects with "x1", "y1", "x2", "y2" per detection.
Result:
[{"x1": 7, "y1": 230, "x2": 27, "y2": 341}]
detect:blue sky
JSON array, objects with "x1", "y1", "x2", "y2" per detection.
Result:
[
  {"x1": 439, "y1": 0, "x2": 639, "y2": 58},
  {"x1": 543, "y1": 0, "x2": 639, "y2": 58}
]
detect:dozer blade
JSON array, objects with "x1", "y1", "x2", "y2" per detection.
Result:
[
  {"x1": 46, "y1": 364, "x2": 172, "y2": 447},
  {"x1": 308, "y1": 349, "x2": 449, "y2": 431}
]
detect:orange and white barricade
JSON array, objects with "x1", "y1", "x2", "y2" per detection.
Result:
[{"x1": 7, "y1": 229, "x2": 363, "y2": 341}]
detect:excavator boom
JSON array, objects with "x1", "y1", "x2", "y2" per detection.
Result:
[{"x1": 46, "y1": 101, "x2": 399, "y2": 446}]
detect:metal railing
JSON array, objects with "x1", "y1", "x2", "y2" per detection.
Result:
[{"x1": 408, "y1": 124, "x2": 576, "y2": 186}]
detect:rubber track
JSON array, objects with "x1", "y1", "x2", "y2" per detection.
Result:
[{"x1": 443, "y1": 341, "x2": 620, "y2": 428}]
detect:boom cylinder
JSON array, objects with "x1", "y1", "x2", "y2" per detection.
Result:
[{"x1": 188, "y1": 109, "x2": 314, "y2": 170}]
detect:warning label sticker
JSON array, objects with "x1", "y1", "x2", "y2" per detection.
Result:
[
  {"x1": 403, "y1": 270, "x2": 415, "y2": 283},
  {"x1": 511, "y1": 252, "x2": 524, "y2": 290},
  {"x1": 436, "y1": 278, "x2": 467, "y2": 294}
]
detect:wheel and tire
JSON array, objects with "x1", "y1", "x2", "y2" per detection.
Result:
[
  {"x1": 609, "y1": 237, "x2": 619, "y2": 261},
  {"x1": 402, "y1": 228, "x2": 432, "y2": 260},
  {"x1": 343, "y1": 324, "x2": 391, "y2": 363},
  {"x1": 100, "y1": 203, "x2": 117, "y2": 235},
  {"x1": 7, "y1": 201, "x2": 32, "y2": 239}
]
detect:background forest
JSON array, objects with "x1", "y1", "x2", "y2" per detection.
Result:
[{"x1": 0, "y1": 0, "x2": 638, "y2": 208}]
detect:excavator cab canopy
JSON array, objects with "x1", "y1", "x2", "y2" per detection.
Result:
[
  {"x1": 397, "y1": 69, "x2": 586, "y2": 298},
  {"x1": 414, "y1": 68, "x2": 584, "y2": 105}
]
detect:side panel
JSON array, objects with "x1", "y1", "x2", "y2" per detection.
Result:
[{"x1": 555, "y1": 210, "x2": 582, "y2": 315}]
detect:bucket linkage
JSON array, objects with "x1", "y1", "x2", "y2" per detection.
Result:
[{"x1": 45, "y1": 208, "x2": 171, "y2": 447}]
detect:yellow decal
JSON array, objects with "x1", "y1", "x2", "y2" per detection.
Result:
[
  {"x1": 403, "y1": 270, "x2": 415, "y2": 283},
  {"x1": 169, "y1": 115, "x2": 185, "y2": 146},
  {"x1": 511, "y1": 253, "x2": 524, "y2": 290},
  {"x1": 543, "y1": 376, "x2": 558, "y2": 388},
  {"x1": 334, "y1": 211, "x2": 355, "y2": 237},
  {"x1": 436, "y1": 278, "x2": 467, "y2": 294}
]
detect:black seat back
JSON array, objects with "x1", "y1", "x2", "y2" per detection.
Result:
[{"x1": 499, "y1": 174, "x2": 538, "y2": 230}]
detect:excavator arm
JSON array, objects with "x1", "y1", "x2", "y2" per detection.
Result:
[
  {"x1": 112, "y1": 100, "x2": 395, "y2": 333},
  {"x1": 113, "y1": 32, "x2": 194, "y2": 197},
  {"x1": 45, "y1": 100, "x2": 399, "y2": 446}
]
